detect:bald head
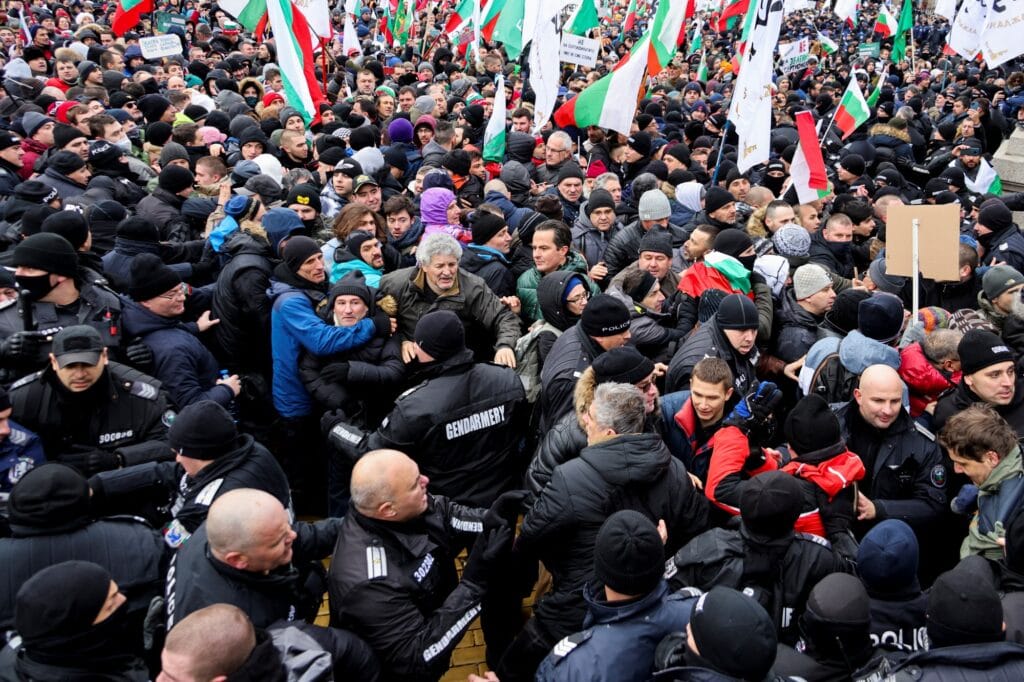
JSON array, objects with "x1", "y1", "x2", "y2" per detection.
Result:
[
  {"x1": 207, "y1": 489, "x2": 286, "y2": 555},
  {"x1": 351, "y1": 449, "x2": 428, "y2": 521},
  {"x1": 161, "y1": 604, "x2": 255, "y2": 680},
  {"x1": 855, "y1": 364, "x2": 905, "y2": 429}
]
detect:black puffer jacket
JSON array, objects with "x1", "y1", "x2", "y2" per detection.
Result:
[
  {"x1": 525, "y1": 410, "x2": 586, "y2": 503},
  {"x1": 875, "y1": 641, "x2": 1024, "y2": 681},
  {"x1": 771, "y1": 289, "x2": 823, "y2": 363},
  {"x1": 519, "y1": 432, "x2": 709, "y2": 639},
  {"x1": 539, "y1": 323, "x2": 605, "y2": 431},
  {"x1": 136, "y1": 187, "x2": 192, "y2": 243},
  {"x1": 934, "y1": 376, "x2": 1024, "y2": 434},
  {"x1": 211, "y1": 230, "x2": 276, "y2": 375},
  {"x1": 602, "y1": 222, "x2": 686, "y2": 281},
  {"x1": 666, "y1": 318, "x2": 758, "y2": 395},
  {"x1": 459, "y1": 244, "x2": 516, "y2": 297},
  {"x1": 808, "y1": 230, "x2": 855, "y2": 278}
]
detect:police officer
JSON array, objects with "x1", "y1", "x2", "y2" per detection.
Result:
[
  {"x1": 0, "y1": 384, "x2": 44, "y2": 510},
  {"x1": 9, "y1": 325, "x2": 172, "y2": 476},
  {"x1": 166, "y1": 488, "x2": 341, "y2": 631},
  {"x1": 89, "y1": 400, "x2": 291, "y2": 548},
  {"x1": 324, "y1": 310, "x2": 527, "y2": 507},
  {"x1": 328, "y1": 449, "x2": 516, "y2": 681},
  {"x1": 0, "y1": 463, "x2": 165, "y2": 631},
  {"x1": 0, "y1": 233, "x2": 149, "y2": 382},
  {"x1": 837, "y1": 364, "x2": 947, "y2": 532}
]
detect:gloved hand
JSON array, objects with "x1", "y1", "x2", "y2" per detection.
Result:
[
  {"x1": 461, "y1": 524, "x2": 513, "y2": 588},
  {"x1": 125, "y1": 339, "x2": 154, "y2": 369},
  {"x1": 189, "y1": 259, "x2": 217, "y2": 281},
  {"x1": 483, "y1": 490, "x2": 528, "y2": 529},
  {"x1": 320, "y1": 408, "x2": 348, "y2": 435},
  {"x1": 723, "y1": 381, "x2": 783, "y2": 445},
  {"x1": 371, "y1": 310, "x2": 392, "y2": 337},
  {"x1": 952, "y1": 484, "x2": 979, "y2": 515},
  {"x1": 320, "y1": 362, "x2": 350, "y2": 384},
  {"x1": 60, "y1": 449, "x2": 119, "y2": 476},
  {"x1": 1, "y1": 331, "x2": 41, "y2": 361}
]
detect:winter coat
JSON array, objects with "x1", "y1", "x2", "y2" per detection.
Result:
[
  {"x1": 666, "y1": 318, "x2": 758, "y2": 395},
  {"x1": 517, "y1": 252, "x2": 598, "y2": 322},
  {"x1": 963, "y1": 445, "x2": 1024, "y2": 559},
  {"x1": 571, "y1": 205, "x2": 624, "y2": 268},
  {"x1": 799, "y1": 330, "x2": 902, "y2": 398},
  {"x1": 136, "y1": 187, "x2": 193, "y2": 243},
  {"x1": 898, "y1": 342, "x2": 960, "y2": 418},
  {"x1": 879, "y1": 641, "x2": 1024, "y2": 681},
  {"x1": 330, "y1": 245, "x2": 383, "y2": 287},
  {"x1": 120, "y1": 298, "x2": 233, "y2": 410},
  {"x1": 980, "y1": 223, "x2": 1024, "y2": 273},
  {"x1": 603, "y1": 222, "x2": 686, "y2": 281},
  {"x1": 539, "y1": 323, "x2": 605, "y2": 431},
  {"x1": 808, "y1": 230, "x2": 856, "y2": 279},
  {"x1": 460, "y1": 244, "x2": 516, "y2": 297},
  {"x1": 519, "y1": 432, "x2": 709, "y2": 638},
  {"x1": 420, "y1": 187, "x2": 472, "y2": 243},
  {"x1": 37, "y1": 165, "x2": 89, "y2": 199},
  {"x1": 867, "y1": 123, "x2": 914, "y2": 162},
  {"x1": 210, "y1": 231, "x2": 276, "y2": 375},
  {"x1": 772, "y1": 289, "x2": 824, "y2": 363},
  {"x1": 934, "y1": 376, "x2": 1024, "y2": 435}
]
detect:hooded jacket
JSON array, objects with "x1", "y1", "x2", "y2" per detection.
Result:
[
  {"x1": 420, "y1": 188, "x2": 472, "y2": 243},
  {"x1": 518, "y1": 251, "x2": 598, "y2": 322},
  {"x1": 460, "y1": 244, "x2": 515, "y2": 298},
  {"x1": 898, "y1": 342, "x2": 960, "y2": 418},
  {"x1": 666, "y1": 318, "x2": 758, "y2": 395},
  {"x1": 519, "y1": 432, "x2": 709, "y2": 638},
  {"x1": 571, "y1": 206, "x2": 624, "y2": 269}
]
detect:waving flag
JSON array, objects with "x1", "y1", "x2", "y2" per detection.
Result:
[
  {"x1": 716, "y1": 0, "x2": 750, "y2": 32},
  {"x1": 834, "y1": 0, "x2": 857, "y2": 27},
  {"x1": 891, "y1": 0, "x2": 913, "y2": 63},
  {"x1": 834, "y1": 77, "x2": 870, "y2": 139},
  {"x1": 729, "y1": 0, "x2": 783, "y2": 171},
  {"x1": 566, "y1": 0, "x2": 600, "y2": 35},
  {"x1": 113, "y1": 0, "x2": 155, "y2": 36},
  {"x1": 483, "y1": 75, "x2": 507, "y2": 163},
  {"x1": 492, "y1": 0, "x2": 525, "y2": 59},
  {"x1": 790, "y1": 110, "x2": 830, "y2": 203},
  {"x1": 623, "y1": 0, "x2": 638, "y2": 31},
  {"x1": 874, "y1": 4, "x2": 897, "y2": 38},
  {"x1": 818, "y1": 32, "x2": 838, "y2": 55},
  {"x1": 647, "y1": 0, "x2": 688, "y2": 75}
]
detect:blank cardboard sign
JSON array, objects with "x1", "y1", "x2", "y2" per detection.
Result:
[{"x1": 885, "y1": 204, "x2": 960, "y2": 282}]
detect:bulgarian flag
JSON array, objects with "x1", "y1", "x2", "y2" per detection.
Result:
[
  {"x1": 687, "y1": 22, "x2": 703, "y2": 56},
  {"x1": 623, "y1": 0, "x2": 638, "y2": 32},
  {"x1": 480, "y1": 0, "x2": 503, "y2": 40},
  {"x1": 790, "y1": 110, "x2": 830, "y2": 204},
  {"x1": 112, "y1": 0, "x2": 155, "y2": 36},
  {"x1": 679, "y1": 251, "x2": 752, "y2": 298},
  {"x1": 834, "y1": 0, "x2": 857, "y2": 27},
  {"x1": 715, "y1": 0, "x2": 750, "y2": 32},
  {"x1": 553, "y1": 33, "x2": 651, "y2": 135},
  {"x1": 566, "y1": 0, "x2": 600, "y2": 35},
  {"x1": 696, "y1": 51, "x2": 708, "y2": 81},
  {"x1": 445, "y1": 0, "x2": 474, "y2": 37},
  {"x1": 818, "y1": 32, "x2": 838, "y2": 55},
  {"x1": 647, "y1": 0, "x2": 688, "y2": 75},
  {"x1": 483, "y1": 74, "x2": 507, "y2": 162},
  {"x1": 834, "y1": 77, "x2": 870, "y2": 139},
  {"x1": 964, "y1": 158, "x2": 1003, "y2": 195},
  {"x1": 874, "y1": 4, "x2": 897, "y2": 38}
]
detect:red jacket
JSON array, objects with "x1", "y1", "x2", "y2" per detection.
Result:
[
  {"x1": 19, "y1": 137, "x2": 48, "y2": 181},
  {"x1": 782, "y1": 448, "x2": 866, "y2": 538},
  {"x1": 898, "y1": 342, "x2": 960, "y2": 417}
]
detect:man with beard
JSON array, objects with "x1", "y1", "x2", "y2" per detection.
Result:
[{"x1": 332, "y1": 231, "x2": 386, "y2": 287}]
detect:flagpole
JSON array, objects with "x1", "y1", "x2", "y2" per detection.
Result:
[{"x1": 710, "y1": 119, "x2": 732, "y2": 186}]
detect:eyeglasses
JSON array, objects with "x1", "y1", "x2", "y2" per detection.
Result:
[
  {"x1": 158, "y1": 283, "x2": 188, "y2": 300},
  {"x1": 565, "y1": 291, "x2": 589, "y2": 305}
]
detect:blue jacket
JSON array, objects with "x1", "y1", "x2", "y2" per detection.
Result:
[
  {"x1": 536, "y1": 581, "x2": 697, "y2": 682},
  {"x1": 0, "y1": 420, "x2": 44, "y2": 496},
  {"x1": 120, "y1": 298, "x2": 233, "y2": 410},
  {"x1": 267, "y1": 277, "x2": 375, "y2": 417}
]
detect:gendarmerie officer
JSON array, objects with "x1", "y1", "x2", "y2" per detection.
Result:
[
  {"x1": 324, "y1": 310, "x2": 527, "y2": 507},
  {"x1": 328, "y1": 449, "x2": 517, "y2": 681},
  {"x1": 9, "y1": 325, "x2": 172, "y2": 476},
  {"x1": 0, "y1": 233, "x2": 149, "y2": 383},
  {"x1": 89, "y1": 399, "x2": 291, "y2": 548}
]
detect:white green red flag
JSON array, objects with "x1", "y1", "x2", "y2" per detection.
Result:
[
  {"x1": 963, "y1": 158, "x2": 1003, "y2": 195},
  {"x1": 483, "y1": 74, "x2": 507, "y2": 163},
  {"x1": 623, "y1": 0, "x2": 638, "y2": 32},
  {"x1": 492, "y1": 0, "x2": 524, "y2": 59},
  {"x1": 790, "y1": 110, "x2": 830, "y2": 204},
  {"x1": 480, "y1": 0, "x2": 503, "y2": 40},
  {"x1": 113, "y1": 0, "x2": 155, "y2": 36},
  {"x1": 647, "y1": 0, "x2": 688, "y2": 75},
  {"x1": 818, "y1": 32, "x2": 838, "y2": 55},
  {"x1": 715, "y1": 0, "x2": 750, "y2": 32},
  {"x1": 444, "y1": 0, "x2": 474, "y2": 37},
  {"x1": 687, "y1": 22, "x2": 703, "y2": 56},
  {"x1": 696, "y1": 51, "x2": 708, "y2": 81},
  {"x1": 553, "y1": 34, "x2": 650, "y2": 135},
  {"x1": 834, "y1": 77, "x2": 870, "y2": 139},
  {"x1": 873, "y1": 4, "x2": 897, "y2": 38},
  {"x1": 833, "y1": 0, "x2": 857, "y2": 28}
]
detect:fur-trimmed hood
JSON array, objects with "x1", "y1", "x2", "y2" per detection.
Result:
[{"x1": 869, "y1": 123, "x2": 911, "y2": 143}]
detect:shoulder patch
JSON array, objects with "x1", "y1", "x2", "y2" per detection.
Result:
[
  {"x1": 796, "y1": 532, "x2": 832, "y2": 548},
  {"x1": 7, "y1": 428, "x2": 28, "y2": 446},
  {"x1": 663, "y1": 557, "x2": 678, "y2": 580},
  {"x1": 194, "y1": 478, "x2": 224, "y2": 506},
  {"x1": 129, "y1": 380, "x2": 160, "y2": 401},
  {"x1": 366, "y1": 546, "x2": 388, "y2": 579},
  {"x1": 551, "y1": 630, "x2": 591, "y2": 662},
  {"x1": 161, "y1": 410, "x2": 176, "y2": 428},
  {"x1": 9, "y1": 370, "x2": 44, "y2": 390},
  {"x1": 913, "y1": 422, "x2": 936, "y2": 441},
  {"x1": 930, "y1": 464, "x2": 947, "y2": 488}
]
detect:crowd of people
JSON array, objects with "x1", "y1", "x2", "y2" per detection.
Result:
[{"x1": 3, "y1": 0, "x2": 1024, "y2": 680}]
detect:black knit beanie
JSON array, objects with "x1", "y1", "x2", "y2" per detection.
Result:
[
  {"x1": 414, "y1": 310, "x2": 465, "y2": 361},
  {"x1": 168, "y1": 400, "x2": 239, "y2": 459},
  {"x1": 593, "y1": 510, "x2": 664, "y2": 595},
  {"x1": 130, "y1": 253, "x2": 182, "y2": 301}
]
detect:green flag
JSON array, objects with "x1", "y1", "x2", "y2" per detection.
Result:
[
  {"x1": 566, "y1": 0, "x2": 599, "y2": 36},
  {"x1": 493, "y1": 0, "x2": 525, "y2": 59},
  {"x1": 891, "y1": 0, "x2": 914, "y2": 63}
]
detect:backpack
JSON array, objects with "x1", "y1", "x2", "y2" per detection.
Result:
[
  {"x1": 514, "y1": 320, "x2": 563, "y2": 402},
  {"x1": 807, "y1": 352, "x2": 858, "y2": 405}
]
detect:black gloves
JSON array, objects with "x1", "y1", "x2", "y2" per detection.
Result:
[
  {"x1": 461, "y1": 524, "x2": 513, "y2": 588},
  {"x1": 723, "y1": 381, "x2": 783, "y2": 446},
  {"x1": 320, "y1": 362, "x2": 350, "y2": 384},
  {"x1": 1, "y1": 331, "x2": 41, "y2": 361},
  {"x1": 125, "y1": 338, "x2": 154, "y2": 370},
  {"x1": 371, "y1": 310, "x2": 392, "y2": 337},
  {"x1": 189, "y1": 259, "x2": 217, "y2": 282},
  {"x1": 484, "y1": 490, "x2": 528, "y2": 529},
  {"x1": 61, "y1": 449, "x2": 119, "y2": 476}
]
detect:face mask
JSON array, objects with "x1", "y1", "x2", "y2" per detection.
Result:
[
  {"x1": 244, "y1": 96, "x2": 259, "y2": 107},
  {"x1": 738, "y1": 254, "x2": 757, "y2": 271},
  {"x1": 15, "y1": 273, "x2": 55, "y2": 301},
  {"x1": 113, "y1": 137, "x2": 132, "y2": 153},
  {"x1": 827, "y1": 240, "x2": 852, "y2": 259}
]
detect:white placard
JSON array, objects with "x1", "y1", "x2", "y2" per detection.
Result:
[
  {"x1": 559, "y1": 33, "x2": 599, "y2": 67},
  {"x1": 140, "y1": 35, "x2": 182, "y2": 60}
]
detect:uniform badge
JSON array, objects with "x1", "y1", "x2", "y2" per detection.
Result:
[{"x1": 930, "y1": 465, "x2": 947, "y2": 488}]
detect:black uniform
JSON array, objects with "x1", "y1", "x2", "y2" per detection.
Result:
[
  {"x1": 328, "y1": 496, "x2": 487, "y2": 681},
  {"x1": 9, "y1": 361, "x2": 172, "y2": 471},
  {"x1": 328, "y1": 349, "x2": 528, "y2": 507},
  {"x1": 89, "y1": 434, "x2": 291, "y2": 547},
  {"x1": 837, "y1": 403, "x2": 947, "y2": 531},
  {"x1": 210, "y1": 231, "x2": 275, "y2": 375},
  {"x1": 0, "y1": 516, "x2": 165, "y2": 630},
  {"x1": 166, "y1": 517, "x2": 341, "y2": 630},
  {"x1": 0, "y1": 278, "x2": 124, "y2": 382},
  {"x1": 668, "y1": 526, "x2": 843, "y2": 645}
]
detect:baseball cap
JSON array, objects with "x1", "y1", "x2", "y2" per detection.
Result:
[{"x1": 52, "y1": 326, "x2": 104, "y2": 368}]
